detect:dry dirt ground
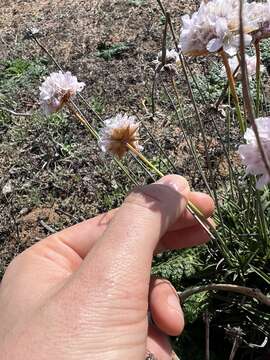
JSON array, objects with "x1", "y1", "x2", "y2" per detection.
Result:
[
  {"x1": 0, "y1": 0, "x2": 235, "y2": 275},
  {"x1": 0, "y1": 0, "x2": 194, "y2": 274}
]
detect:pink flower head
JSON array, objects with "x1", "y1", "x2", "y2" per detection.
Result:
[
  {"x1": 98, "y1": 114, "x2": 142, "y2": 159},
  {"x1": 247, "y1": 1, "x2": 270, "y2": 42},
  {"x1": 239, "y1": 117, "x2": 270, "y2": 189},
  {"x1": 180, "y1": 0, "x2": 253, "y2": 57},
  {"x1": 39, "y1": 71, "x2": 85, "y2": 115}
]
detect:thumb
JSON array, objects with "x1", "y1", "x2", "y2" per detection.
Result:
[
  {"x1": 72, "y1": 175, "x2": 189, "y2": 301},
  {"x1": 55, "y1": 175, "x2": 189, "y2": 359}
]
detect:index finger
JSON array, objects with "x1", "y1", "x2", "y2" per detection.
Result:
[{"x1": 44, "y1": 192, "x2": 213, "y2": 261}]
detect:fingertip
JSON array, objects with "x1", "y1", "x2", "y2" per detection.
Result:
[
  {"x1": 149, "y1": 278, "x2": 185, "y2": 336},
  {"x1": 188, "y1": 192, "x2": 215, "y2": 217},
  {"x1": 157, "y1": 175, "x2": 190, "y2": 197}
]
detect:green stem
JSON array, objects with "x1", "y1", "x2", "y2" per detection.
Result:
[
  {"x1": 126, "y1": 143, "x2": 216, "y2": 240},
  {"x1": 67, "y1": 102, "x2": 139, "y2": 186},
  {"x1": 220, "y1": 50, "x2": 246, "y2": 134},
  {"x1": 160, "y1": 78, "x2": 213, "y2": 195},
  {"x1": 67, "y1": 102, "x2": 99, "y2": 138}
]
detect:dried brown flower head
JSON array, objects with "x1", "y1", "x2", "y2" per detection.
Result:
[{"x1": 98, "y1": 114, "x2": 142, "y2": 158}]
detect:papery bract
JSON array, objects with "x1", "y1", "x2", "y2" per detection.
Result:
[{"x1": 98, "y1": 114, "x2": 142, "y2": 159}]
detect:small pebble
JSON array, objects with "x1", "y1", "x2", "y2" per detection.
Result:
[{"x1": 2, "y1": 181, "x2": 13, "y2": 195}]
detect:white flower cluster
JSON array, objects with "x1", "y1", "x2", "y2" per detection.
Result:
[
  {"x1": 239, "y1": 118, "x2": 270, "y2": 189},
  {"x1": 98, "y1": 114, "x2": 142, "y2": 158},
  {"x1": 39, "y1": 71, "x2": 85, "y2": 114},
  {"x1": 179, "y1": 0, "x2": 269, "y2": 57},
  {"x1": 247, "y1": 1, "x2": 270, "y2": 42}
]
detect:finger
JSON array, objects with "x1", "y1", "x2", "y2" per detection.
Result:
[
  {"x1": 71, "y1": 175, "x2": 190, "y2": 303},
  {"x1": 36, "y1": 191, "x2": 213, "y2": 275},
  {"x1": 159, "y1": 220, "x2": 213, "y2": 252},
  {"x1": 169, "y1": 192, "x2": 215, "y2": 231},
  {"x1": 146, "y1": 324, "x2": 172, "y2": 360},
  {"x1": 40, "y1": 191, "x2": 213, "y2": 261},
  {"x1": 149, "y1": 278, "x2": 184, "y2": 336}
]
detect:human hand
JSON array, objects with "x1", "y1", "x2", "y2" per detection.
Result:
[{"x1": 0, "y1": 175, "x2": 214, "y2": 360}]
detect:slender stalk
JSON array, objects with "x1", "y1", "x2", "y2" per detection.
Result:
[
  {"x1": 168, "y1": 50, "x2": 227, "y2": 228},
  {"x1": 255, "y1": 189, "x2": 269, "y2": 248},
  {"x1": 161, "y1": 13, "x2": 168, "y2": 66},
  {"x1": 215, "y1": 64, "x2": 240, "y2": 109},
  {"x1": 150, "y1": 0, "x2": 236, "y2": 266},
  {"x1": 162, "y1": 75, "x2": 235, "y2": 265},
  {"x1": 255, "y1": 40, "x2": 261, "y2": 117},
  {"x1": 161, "y1": 80, "x2": 239, "y2": 261},
  {"x1": 186, "y1": 59, "x2": 207, "y2": 105},
  {"x1": 32, "y1": 35, "x2": 63, "y2": 70},
  {"x1": 138, "y1": 115, "x2": 179, "y2": 173},
  {"x1": 160, "y1": 78, "x2": 213, "y2": 195},
  {"x1": 126, "y1": 143, "x2": 164, "y2": 177},
  {"x1": 220, "y1": 50, "x2": 246, "y2": 134},
  {"x1": 156, "y1": 0, "x2": 166, "y2": 15},
  {"x1": 66, "y1": 102, "x2": 139, "y2": 186},
  {"x1": 150, "y1": 9, "x2": 168, "y2": 117},
  {"x1": 130, "y1": 153, "x2": 157, "y2": 182},
  {"x1": 66, "y1": 102, "x2": 98, "y2": 138},
  {"x1": 126, "y1": 143, "x2": 216, "y2": 240},
  {"x1": 170, "y1": 77, "x2": 216, "y2": 192},
  {"x1": 151, "y1": 70, "x2": 158, "y2": 117},
  {"x1": 170, "y1": 76, "x2": 229, "y2": 236}
]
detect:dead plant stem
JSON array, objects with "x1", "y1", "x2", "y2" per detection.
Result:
[{"x1": 179, "y1": 284, "x2": 270, "y2": 306}]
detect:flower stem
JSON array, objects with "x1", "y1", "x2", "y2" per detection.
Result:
[
  {"x1": 255, "y1": 40, "x2": 261, "y2": 117},
  {"x1": 126, "y1": 143, "x2": 164, "y2": 177},
  {"x1": 66, "y1": 102, "x2": 139, "y2": 186},
  {"x1": 220, "y1": 50, "x2": 246, "y2": 134},
  {"x1": 126, "y1": 143, "x2": 216, "y2": 240},
  {"x1": 68, "y1": 104, "x2": 215, "y2": 240},
  {"x1": 66, "y1": 102, "x2": 99, "y2": 139}
]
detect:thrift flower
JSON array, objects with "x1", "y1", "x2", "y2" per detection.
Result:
[
  {"x1": 180, "y1": 0, "x2": 254, "y2": 57},
  {"x1": 221, "y1": 55, "x2": 265, "y2": 79},
  {"x1": 153, "y1": 49, "x2": 180, "y2": 73},
  {"x1": 98, "y1": 114, "x2": 142, "y2": 159},
  {"x1": 39, "y1": 71, "x2": 85, "y2": 114},
  {"x1": 239, "y1": 117, "x2": 270, "y2": 189},
  {"x1": 247, "y1": 1, "x2": 270, "y2": 42}
]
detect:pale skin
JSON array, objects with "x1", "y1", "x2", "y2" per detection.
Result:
[{"x1": 0, "y1": 175, "x2": 214, "y2": 360}]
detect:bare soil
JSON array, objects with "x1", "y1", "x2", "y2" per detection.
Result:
[{"x1": 0, "y1": 0, "x2": 234, "y2": 276}]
